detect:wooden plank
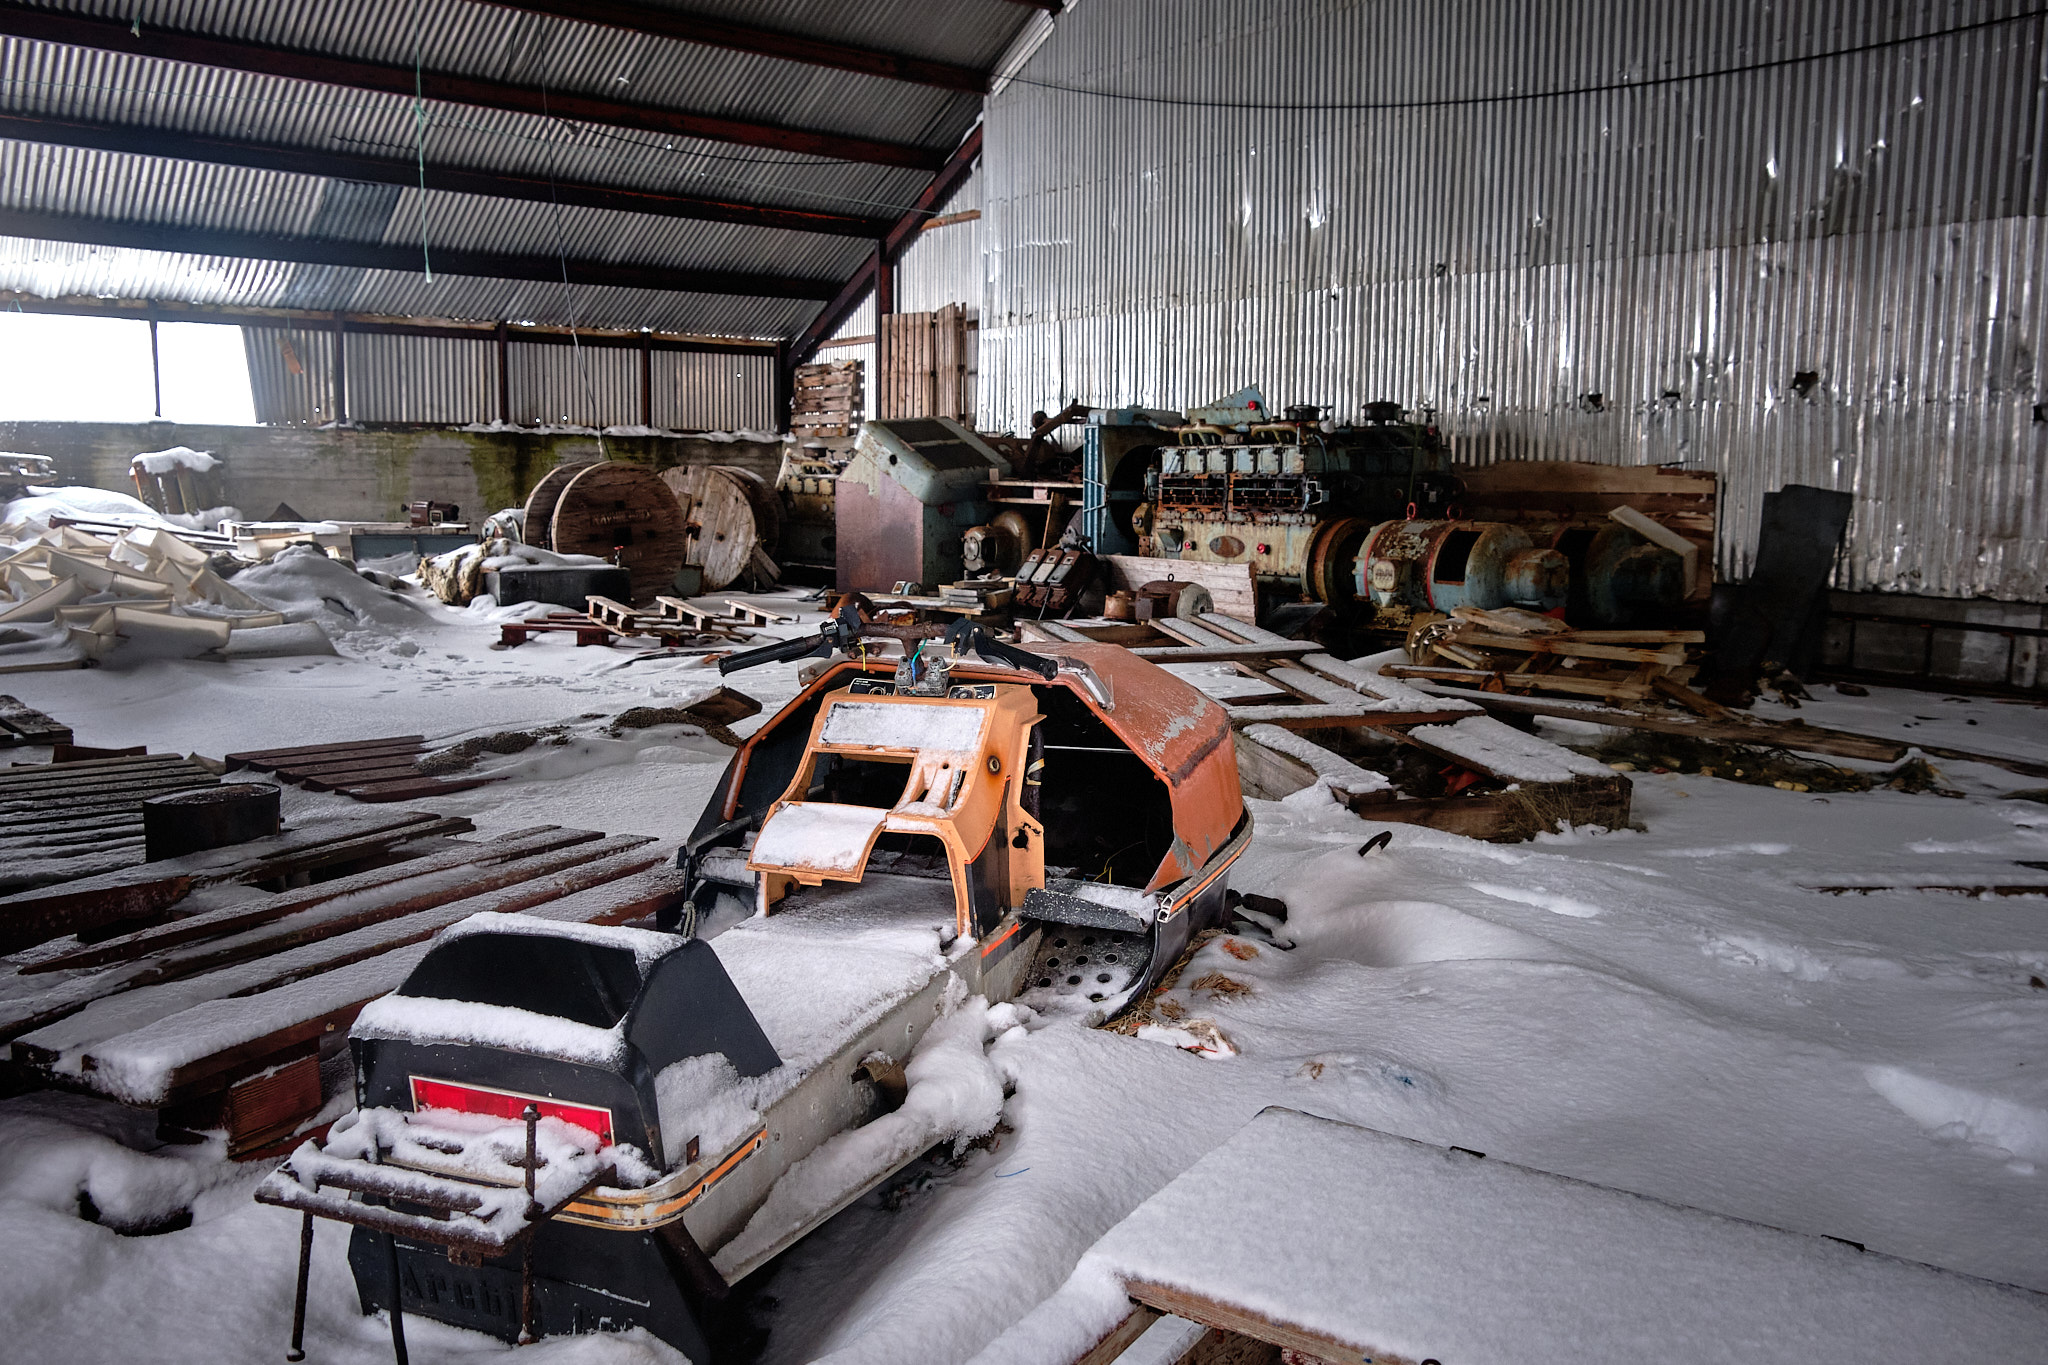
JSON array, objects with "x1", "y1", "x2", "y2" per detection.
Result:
[
  {"x1": 224, "y1": 735, "x2": 425, "y2": 768},
  {"x1": 0, "y1": 753, "x2": 193, "y2": 790},
  {"x1": 13, "y1": 839, "x2": 661, "y2": 1074},
  {"x1": 1451, "y1": 631, "x2": 1688, "y2": 666},
  {"x1": 1223, "y1": 704, "x2": 1474, "y2": 730},
  {"x1": 1072, "y1": 1307, "x2": 1161, "y2": 1365},
  {"x1": 1384, "y1": 664, "x2": 1655, "y2": 701},
  {"x1": 334, "y1": 775, "x2": 503, "y2": 802},
  {"x1": 1129, "y1": 642, "x2": 1320, "y2": 663},
  {"x1": 1104, "y1": 555, "x2": 1257, "y2": 624},
  {"x1": 0, "y1": 812, "x2": 466, "y2": 953},
  {"x1": 1124, "y1": 1280, "x2": 1375, "y2": 1365},
  {"x1": 1399, "y1": 683, "x2": 1921, "y2": 764},
  {"x1": 1148, "y1": 617, "x2": 1239, "y2": 649},
  {"x1": 26, "y1": 828, "x2": 589, "y2": 974},
  {"x1": 0, "y1": 696, "x2": 73, "y2": 746},
  {"x1": 1450, "y1": 605, "x2": 1570, "y2": 636},
  {"x1": 298, "y1": 762, "x2": 426, "y2": 792},
  {"x1": 58, "y1": 855, "x2": 680, "y2": 1104},
  {"x1": 1195, "y1": 612, "x2": 1289, "y2": 644}
]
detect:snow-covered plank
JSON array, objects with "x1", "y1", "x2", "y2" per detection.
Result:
[
  {"x1": 1146, "y1": 617, "x2": 1237, "y2": 650},
  {"x1": 1071, "y1": 1108, "x2": 2048, "y2": 1365},
  {"x1": 1263, "y1": 666, "x2": 1367, "y2": 707},
  {"x1": 1239, "y1": 725, "x2": 1391, "y2": 798},
  {"x1": 1223, "y1": 703, "x2": 1471, "y2": 731},
  {"x1": 14, "y1": 841, "x2": 661, "y2": 1084},
  {"x1": 54, "y1": 862, "x2": 684, "y2": 1105},
  {"x1": 1403, "y1": 715, "x2": 1616, "y2": 784},
  {"x1": 1196, "y1": 611, "x2": 1289, "y2": 644},
  {"x1": 1300, "y1": 652, "x2": 1483, "y2": 713}
]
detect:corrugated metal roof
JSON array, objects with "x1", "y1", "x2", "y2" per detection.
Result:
[
  {"x1": 978, "y1": 0, "x2": 2048, "y2": 601},
  {"x1": 0, "y1": 1, "x2": 1031, "y2": 340}
]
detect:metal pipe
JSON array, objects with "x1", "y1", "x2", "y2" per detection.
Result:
[
  {"x1": 330, "y1": 313, "x2": 347, "y2": 426},
  {"x1": 147, "y1": 318, "x2": 162, "y2": 419},
  {"x1": 520, "y1": 1104, "x2": 540, "y2": 1345},
  {"x1": 364, "y1": 1138, "x2": 407, "y2": 1365},
  {"x1": 286, "y1": 1211, "x2": 314, "y2": 1362}
]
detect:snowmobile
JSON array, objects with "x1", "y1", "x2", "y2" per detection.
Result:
[{"x1": 254, "y1": 610, "x2": 1250, "y2": 1361}]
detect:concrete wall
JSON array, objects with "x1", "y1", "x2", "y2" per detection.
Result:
[{"x1": 0, "y1": 421, "x2": 786, "y2": 524}]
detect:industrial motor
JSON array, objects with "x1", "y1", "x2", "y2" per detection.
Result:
[
  {"x1": 1357, "y1": 519, "x2": 1569, "y2": 615},
  {"x1": 1532, "y1": 522, "x2": 1687, "y2": 627},
  {"x1": 1142, "y1": 408, "x2": 1456, "y2": 596}
]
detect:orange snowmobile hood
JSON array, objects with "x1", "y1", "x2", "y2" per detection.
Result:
[{"x1": 720, "y1": 642, "x2": 1243, "y2": 893}]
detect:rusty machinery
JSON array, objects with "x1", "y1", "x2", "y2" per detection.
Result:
[{"x1": 1077, "y1": 388, "x2": 1687, "y2": 633}]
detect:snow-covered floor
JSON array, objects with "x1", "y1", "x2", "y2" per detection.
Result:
[{"x1": 3, "y1": 584, "x2": 2046, "y2": 1364}]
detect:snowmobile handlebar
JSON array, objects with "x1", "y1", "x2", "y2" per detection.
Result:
[
  {"x1": 717, "y1": 603, "x2": 1056, "y2": 681},
  {"x1": 944, "y1": 620, "x2": 1059, "y2": 680}
]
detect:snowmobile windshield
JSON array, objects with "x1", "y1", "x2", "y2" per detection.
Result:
[{"x1": 397, "y1": 932, "x2": 644, "y2": 1029}]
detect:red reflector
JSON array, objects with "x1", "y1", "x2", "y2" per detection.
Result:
[{"x1": 409, "y1": 1076, "x2": 615, "y2": 1147}]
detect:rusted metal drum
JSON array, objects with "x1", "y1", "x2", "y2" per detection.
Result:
[
  {"x1": 1533, "y1": 522, "x2": 1686, "y2": 626},
  {"x1": 1356, "y1": 519, "x2": 1568, "y2": 615},
  {"x1": 144, "y1": 783, "x2": 280, "y2": 862}
]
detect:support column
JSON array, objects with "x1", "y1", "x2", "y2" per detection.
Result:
[
  {"x1": 874, "y1": 250, "x2": 894, "y2": 420},
  {"x1": 772, "y1": 340, "x2": 792, "y2": 434},
  {"x1": 496, "y1": 321, "x2": 511, "y2": 425},
  {"x1": 148, "y1": 318, "x2": 163, "y2": 418},
  {"x1": 639, "y1": 330, "x2": 653, "y2": 428},
  {"x1": 330, "y1": 312, "x2": 347, "y2": 424}
]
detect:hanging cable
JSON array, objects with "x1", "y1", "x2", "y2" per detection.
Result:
[{"x1": 410, "y1": 0, "x2": 433, "y2": 282}]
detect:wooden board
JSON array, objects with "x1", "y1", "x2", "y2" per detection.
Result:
[
  {"x1": 552, "y1": 462, "x2": 689, "y2": 605},
  {"x1": 520, "y1": 461, "x2": 596, "y2": 549},
  {"x1": 1104, "y1": 555, "x2": 1257, "y2": 624},
  {"x1": 663, "y1": 464, "x2": 783, "y2": 591}
]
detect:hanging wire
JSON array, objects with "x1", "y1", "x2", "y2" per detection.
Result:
[
  {"x1": 522, "y1": 20, "x2": 609, "y2": 449},
  {"x1": 410, "y1": 0, "x2": 433, "y2": 282}
]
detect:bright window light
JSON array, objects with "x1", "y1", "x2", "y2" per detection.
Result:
[
  {"x1": 158, "y1": 322, "x2": 257, "y2": 425},
  {"x1": 0, "y1": 313, "x2": 154, "y2": 421},
  {"x1": 0, "y1": 312, "x2": 257, "y2": 425}
]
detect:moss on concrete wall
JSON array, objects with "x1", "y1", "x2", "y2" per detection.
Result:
[{"x1": 0, "y1": 421, "x2": 784, "y2": 523}]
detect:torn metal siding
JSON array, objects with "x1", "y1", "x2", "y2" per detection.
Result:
[{"x1": 979, "y1": 0, "x2": 2048, "y2": 600}]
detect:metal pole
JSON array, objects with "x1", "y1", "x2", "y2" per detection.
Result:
[
  {"x1": 520, "y1": 1104, "x2": 540, "y2": 1345},
  {"x1": 496, "y1": 321, "x2": 511, "y2": 425},
  {"x1": 331, "y1": 312, "x2": 348, "y2": 425},
  {"x1": 639, "y1": 330, "x2": 653, "y2": 428},
  {"x1": 287, "y1": 1211, "x2": 315, "y2": 1362},
  {"x1": 874, "y1": 250, "x2": 894, "y2": 418},
  {"x1": 364, "y1": 1129, "x2": 407, "y2": 1365},
  {"x1": 148, "y1": 318, "x2": 163, "y2": 418}
]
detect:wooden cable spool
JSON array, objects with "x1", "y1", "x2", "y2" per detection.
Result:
[
  {"x1": 547, "y1": 462, "x2": 688, "y2": 604},
  {"x1": 520, "y1": 462, "x2": 595, "y2": 548},
  {"x1": 661, "y1": 465, "x2": 783, "y2": 591}
]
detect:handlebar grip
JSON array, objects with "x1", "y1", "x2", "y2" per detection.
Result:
[{"x1": 718, "y1": 631, "x2": 824, "y2": 675}]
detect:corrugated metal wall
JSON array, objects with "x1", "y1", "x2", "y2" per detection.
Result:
[
  {"x1": 243, "y1": 327, "x2": 776, "y2": 431},
  {"x1": 979, "y1": 0, "x2": 2048, "y2": 600}
]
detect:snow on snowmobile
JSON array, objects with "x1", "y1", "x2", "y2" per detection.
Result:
[{"x1": 254, "y1": 606, "x2": 1250, "y2": 1361}]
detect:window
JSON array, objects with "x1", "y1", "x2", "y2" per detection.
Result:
[{"x1": 0, "y1": 314, "x2": 256, "y2": 424}]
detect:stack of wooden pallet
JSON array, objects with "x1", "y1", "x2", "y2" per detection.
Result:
[
  {"x1": 792, "y1": 358, "x2": 862, "y2": 440},
  {"x1": 0, "y1": 696, "x2": 70, "y2": 747},
  {"x1": 1389, "y1": 606, "x2": 1705, "y2": 705},
  {"x1": 0, "y1": 811, "x2": 683, "y2": 1156},
  {"x1": 0, "y1": 751, "x2": 222, "y2": 894}
]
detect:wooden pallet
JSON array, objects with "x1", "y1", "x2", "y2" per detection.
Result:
[
  {"x1": 0, "y1": 752, "x2": 223, "y2": 895},
  {"x1": 653, "y1": 595, "x2": 761, "y2": 640},
  {"x1": 1396, "y1": 607, "x2": 1706, "y2": 705},
  {"x1": 497, "y1": 612, "x2": 617, "y2": 648},
  {"x1": 0, "y1": 815, "x2": 681, "y2": 1157},
  {"x1": 585, "y1": 595, "x2": 751, "y2": 647},
  {"x1": 0, "y1": 696, "x2": 71, "y2": 747},
  {"x1": 226, "y1": 736, "x2": 500, "y2": 803}
]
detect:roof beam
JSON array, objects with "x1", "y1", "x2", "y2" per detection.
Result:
[
  {"x1": 791, "y1": 125, "x2": 983, "y2": 365},
  {"x1": 0, "y1": 113, "x2": 892, "y2": 240},
  {"x1": 474, "y1": 1, "x2": 988, "y2": 94},
  {"x1": 0, "y1": 208, "x2": 843, "y2": 299},
  {"x1": 0, "y1": 5, "x2": 944, "y2": 171}
]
